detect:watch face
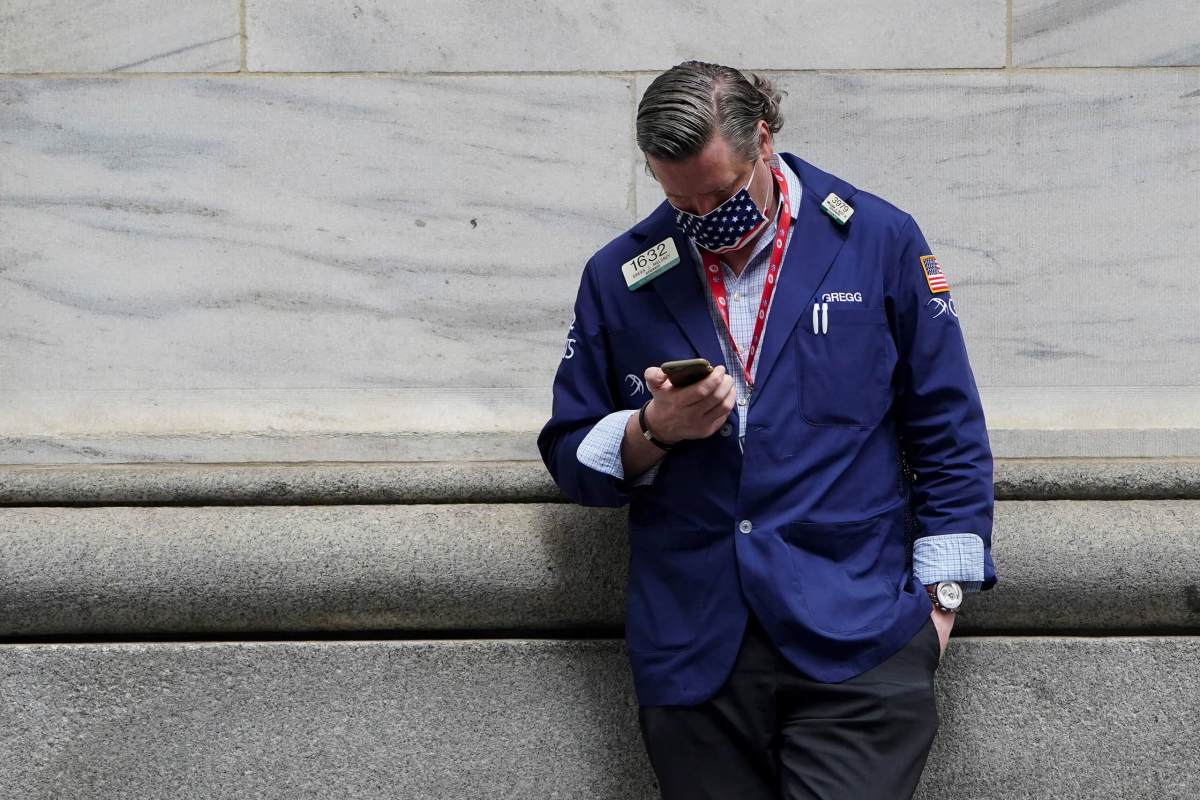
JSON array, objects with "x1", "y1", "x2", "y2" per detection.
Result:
[{"x1": 936, "y1": 581, "x2": 963, "y2": 609}]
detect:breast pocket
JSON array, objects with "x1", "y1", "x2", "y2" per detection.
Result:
[{"x1": 795, "y1": 305, "x2": 897, "y2": 427}]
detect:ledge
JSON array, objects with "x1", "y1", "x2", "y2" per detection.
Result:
[
  {"x1": 1, "y1": 500, "x2": 1197, "y2": 637},
  {"x1": 1, "y1": 457, "x2": 1199, "y2": 505}
]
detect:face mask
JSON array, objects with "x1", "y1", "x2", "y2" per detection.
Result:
[{"x1": 671, "y1": 161, "x2": 768, "y2": 253}]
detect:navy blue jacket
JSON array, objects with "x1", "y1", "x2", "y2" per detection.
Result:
[{"x1": 538, "y1": 153, "x2": 997, "y2": 706}]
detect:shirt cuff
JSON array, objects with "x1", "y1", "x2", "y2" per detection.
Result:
[
  {"x1": 913, "y1": 532, "x2": 985, "y2": 592},
  {"x1": 576, "y1": 409, "x2": 661, "y2": 486}
]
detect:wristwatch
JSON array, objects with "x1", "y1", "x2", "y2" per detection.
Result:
[
  {"x1": 638, "y1": 399, "x2": 674, "y2": 451},
  {"x1": 927, "y1": 580, "x2": 963, "y2": 613}
]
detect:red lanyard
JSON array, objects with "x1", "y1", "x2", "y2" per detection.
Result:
[{"x1": 700, "y1": 165, "x2": 792, "y2": 388}]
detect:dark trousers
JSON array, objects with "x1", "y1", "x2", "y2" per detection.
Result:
[{"x1": 637, "y1": 610, "x2": 942, "y2": 800}]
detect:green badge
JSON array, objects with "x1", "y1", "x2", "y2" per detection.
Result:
[
  {"x1": 622, "y1": 238, "x2": 681, "y2": 291},
  {"x1": 820, "y1": 192, "x2": 854, "y2": 225}
]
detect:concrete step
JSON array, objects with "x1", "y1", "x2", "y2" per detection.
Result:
[
  {"x1": 1, "y1": 458, "x2": 1198, "y2": 505},
  {"x1": 2, "y1": 500, "x2": 1197, "y2": 637},
  {"x1": 0, "y1": 636, "x2": 1193, "y2": 799}
]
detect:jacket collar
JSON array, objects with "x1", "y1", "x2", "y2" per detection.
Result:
[{"x1": 629, "y1": 153, "x2": 860, "y2": 401}]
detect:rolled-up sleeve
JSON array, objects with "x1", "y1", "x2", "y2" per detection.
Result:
[
  {"x1": 577, "y1": 409, "x2": 661, "y2": 485},
  {"x1": 888, "y1": 214, "x2": 997, "y2": 591}
]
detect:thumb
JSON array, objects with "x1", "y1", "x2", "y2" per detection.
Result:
[{"x1": 644, "y1": 366, "x2": 668, "y2": 391}]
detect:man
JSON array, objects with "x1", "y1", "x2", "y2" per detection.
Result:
[{"x1": 538, "y1": 61, "x2": 997, "y2": 799}]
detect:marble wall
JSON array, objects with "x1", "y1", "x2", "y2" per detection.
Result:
[{"x1": 1, "y1": 1, "x2": 1197, "y2": 462}]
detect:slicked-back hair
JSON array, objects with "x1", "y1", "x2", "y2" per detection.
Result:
[{"x1": 636, "y1": 61, "x2": 785, "y2": 165}]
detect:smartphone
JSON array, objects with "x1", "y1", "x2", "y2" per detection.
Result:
[{"x1": 661, "y1": 357, "x2": 713, "y2": 388}]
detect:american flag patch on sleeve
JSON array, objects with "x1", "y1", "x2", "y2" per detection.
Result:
[{"x1": 920, "y1": 255, "x2": 949, "y2": 294}]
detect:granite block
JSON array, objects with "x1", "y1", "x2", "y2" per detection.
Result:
[
  {"x1": 2, "y1": 500, "x2": 1198, "y2": 636},
  {"x1": 1014, "y1": 0, "x2": 1200, "y2": 66},
  {"x1": 0, "y1": 637, "x2": 1194, "y2": 798},
  {"x1": 246, "y1": 0, "x2": 1004, "y2": 72},
  {"x1": 0, "y1": 0, "x2": 240, "y2": 73}
]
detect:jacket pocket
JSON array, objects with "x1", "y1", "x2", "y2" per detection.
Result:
[
  {"x1": 624, "y1": 526, "x2": 717, "y2": 652},
  {"x1": 784, "y1": 503, "x2": 906, "y2": 635},
  {"x1": 795, "y1": 305, "x2": 897, "y2": 427}
]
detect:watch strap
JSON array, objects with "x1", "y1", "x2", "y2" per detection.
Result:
[{"x1": 638, "y1": 399, "x2": 674, "y2": 451}]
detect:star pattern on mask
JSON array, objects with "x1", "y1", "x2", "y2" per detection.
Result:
[{"x1": 674, "y1": 188, "x2": 767, "y2": 252}]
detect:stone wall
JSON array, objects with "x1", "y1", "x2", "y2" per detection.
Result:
[
  {"x1": 3, "y1": 1, "x2": 1197, "y2": 462},
  {"x1": 2, "y1": 3, "x2": 1198, "y2": 798}
]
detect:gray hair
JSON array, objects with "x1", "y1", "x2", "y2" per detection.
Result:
[{"x1": 636, "y1": 61, "x2": 785, "y2": 165}]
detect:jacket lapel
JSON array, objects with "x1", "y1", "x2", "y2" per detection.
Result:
[
  {"x1": 748, "y1": 154, "x2": 859, "y2": 405},
  {"x1": 630, "y1": 205, "x2": 729, "y2": 372}
]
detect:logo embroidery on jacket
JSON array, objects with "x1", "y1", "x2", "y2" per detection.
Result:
[
  {"x1": 562, "y1": 318, "x2": 576, "y2": 360},
  {"x1": 927, "y1": 296, "x2": 958, "y2": 320}
]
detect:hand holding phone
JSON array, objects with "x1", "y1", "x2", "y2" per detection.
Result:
[{"x1": 641, "y1": 359, "x2": 735, "y2": 445}]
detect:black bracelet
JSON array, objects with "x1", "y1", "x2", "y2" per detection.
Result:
[{"x1": 638, "y1": 399, "x2": 674, "y2": 451}]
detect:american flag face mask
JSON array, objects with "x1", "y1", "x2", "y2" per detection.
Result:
[{"x1": 670, "y1": 161, "x2": 769, "y2": 254}]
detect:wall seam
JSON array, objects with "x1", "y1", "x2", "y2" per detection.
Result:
[
  {"x1": 1007, "y1": 0, "x2": 1014, "y2": 69},
  {"x1": 239, "y1": 0, "x2": 248, "y2": 71},
  {"x1": 2, "y1": 65, "x2": 1198, "y2": 80}
]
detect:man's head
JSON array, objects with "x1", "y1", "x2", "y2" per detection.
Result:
[{"x1": 636, "y1": 61, "x2": 785, "y2": 219}]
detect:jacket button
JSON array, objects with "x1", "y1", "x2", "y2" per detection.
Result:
[
  {"x1": 738, "y1": 519, "x2": 753, "y2": 534},
  {"x1": 720, "y1": 423, "x2": 732, "y2": 437}
]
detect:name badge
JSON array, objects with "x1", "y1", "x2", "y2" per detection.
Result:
[
  {"x1": 622, "y1": 238, "x2": 681, "y2": 291},
  {"x1": 820, "y1": 193, "x2": 854, "y2": 225}
]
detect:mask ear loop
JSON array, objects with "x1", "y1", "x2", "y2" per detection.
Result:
[
  {"x1": 744, "y1": 158, "x2": 781, "y2": 232},
  {"x1": 740, "y1": 158, "x2": 758, "y2": 197}
]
